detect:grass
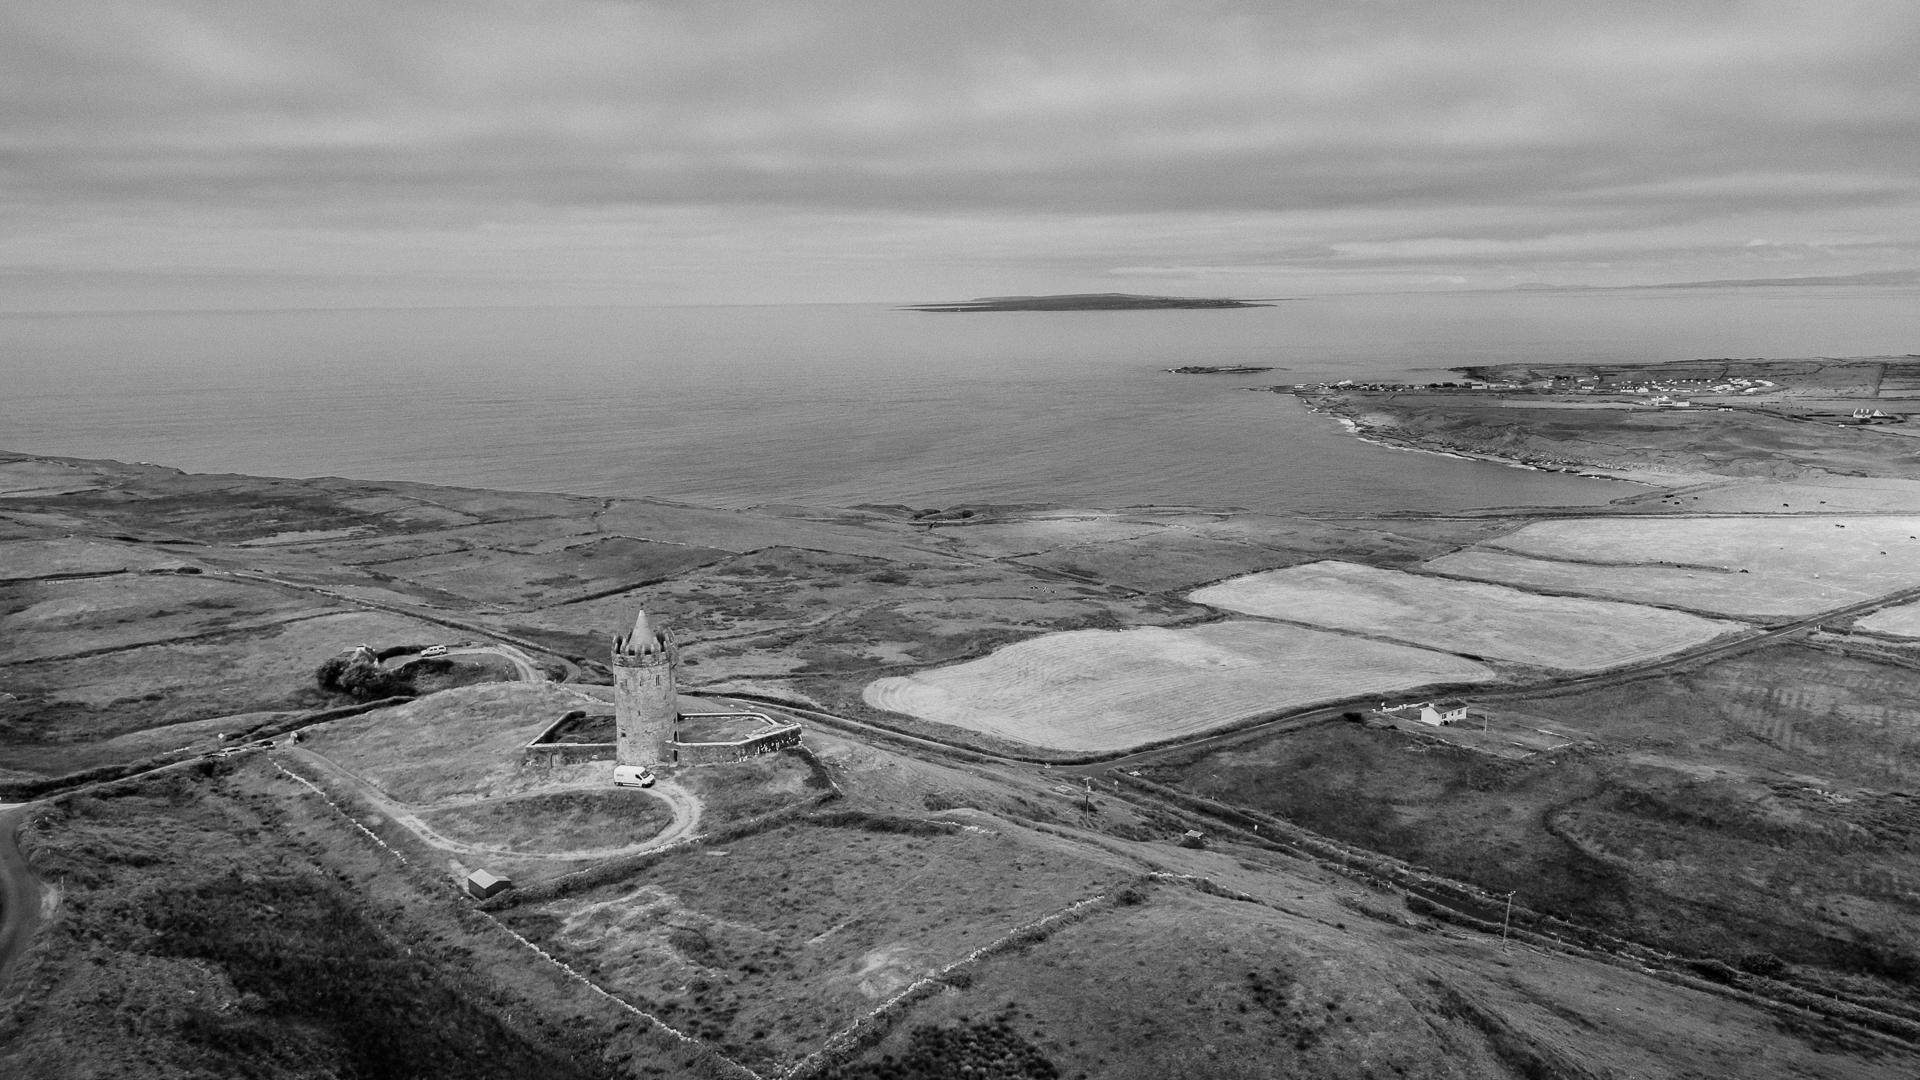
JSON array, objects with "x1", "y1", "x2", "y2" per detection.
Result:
[
  {"x1": 677, "y1": 749, "x2": 826, "y2": 828},
  {"x1": 841, "y1": 883, "x2": 1507, "y2": 1080},
  {"x1": 501, "y1": 546, "x2": 1205, "y2": 689},
  {"x1": 3, "y1": 765, "x2": 618, "y2": 1080},
  {"x1": 419, "y1": 789, "x2": 675, "y2": 852},
  {"x1": 303, "y1": 682, "x2": 609, "y2": 803},
  {"x1": 0, "y1": 574, "x2": 334, "y2": 664},
  {"x1": 0, "y1": 536, "x2": 191, "y2": 579},
  {"x1": 365, "y1": 536, "x2": 732, "y2": 608},
  {"x1": 1146, "y1": 642, "x2": 1920, "y2": 997},
  {"x1": 0, "y1": 610, "x2": 457, "y2": 776},
  {"x1": 862, "y1": 621, "x2": 1494, "y2": 753},
  {"x1": 503, "y1": 820, "x2": 1131, "y2": 1072}
]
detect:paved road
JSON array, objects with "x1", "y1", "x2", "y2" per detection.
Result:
[{"x1": 0, "y1": 802, "x2": 47, "y2": 991}]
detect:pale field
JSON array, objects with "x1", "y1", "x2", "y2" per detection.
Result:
[
  {"x1": 1422, "y1": 550, "x2": 1826, "y2": 618},
  {"x1": 0, "y1": 537, "x2": 193, "y2": 579},
  {"x1": 1190, "y1": 561, "x2": 1738, "y2": 671},
  {"x1": 1453, "y1": 515, "x2": 1920, "y2": 617},
  {"x1": 1857, "y1": 599, "x2": 1920, "y2": 638},
  {"x1": 917, "y1": 514, "x2": 1168, "y2": 559},
  {"x1": 862, "y1": 621, "x2": 1494, "y2": 753},
  {"x1": 1674, "y1": 478, "x2": 1920, "y2": 515},
  {"x1": 0, "y1": 458, "x2": 109, "y2": 498}
]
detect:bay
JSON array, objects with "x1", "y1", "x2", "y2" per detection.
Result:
[{"x1": 2, "y1": 287, "x2": 1912, "y2": 514}]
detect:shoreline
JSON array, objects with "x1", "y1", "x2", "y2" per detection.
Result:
[{"x1": 1312, "y1": 405, "x2": 1680, "y2": 489}]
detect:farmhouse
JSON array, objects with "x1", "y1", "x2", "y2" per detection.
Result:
[{"x1": 1379, "y1": 699, "x2": 1470, "y2": 727}]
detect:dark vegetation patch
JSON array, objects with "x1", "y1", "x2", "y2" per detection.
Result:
[
  {"x1": 677, "y1": 747, "x2": 828, "y2": 828},
  {"x1": 502, "y1": 821, "x2": 1126, "y2": 1071},
  {"x1": 1147, "y1": 671, "x2": 1920, "y2": 1003},
  {"x1": 4, "y1": 769, "x2": 616, "y2": 1080},
  {"x1": 313, "y1": 651, "x2": 513, "y2": 701},
  {"x1": 824, "y1": 1009, "x2": 1059, "y2": 1080},
  {"x1": 21, "y1": 486, "x2": 393, "y2": 543}
]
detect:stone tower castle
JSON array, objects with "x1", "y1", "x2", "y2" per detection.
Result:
[{"x1": 612, "y1": 609, "x2": 679, "y2": 768}]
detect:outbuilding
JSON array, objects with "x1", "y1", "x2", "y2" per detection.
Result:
[{"x1": 465, "y1": 869, "x2": 512, "y2": 900}]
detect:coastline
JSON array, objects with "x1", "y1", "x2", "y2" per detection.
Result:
[{"x1": 1308, "y1": 399, "x2": 1683, "y2": 489}]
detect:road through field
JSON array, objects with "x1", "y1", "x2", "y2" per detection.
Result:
[{"x1": 0, "y1": 802, "x2": 48, "y2": 992}]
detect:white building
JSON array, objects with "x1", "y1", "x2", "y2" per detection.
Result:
[{"x1": 1379, "y1": 700, "x2": 1470, "y2": 727}]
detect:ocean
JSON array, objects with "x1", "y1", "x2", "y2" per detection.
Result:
[{"x1": 2, "y1": 287, "x2": 1913, "y2": 515}]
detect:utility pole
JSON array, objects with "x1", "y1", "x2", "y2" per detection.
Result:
[{"x1": 1501, "y1": 891, "x2": 1516, "y2": 952}]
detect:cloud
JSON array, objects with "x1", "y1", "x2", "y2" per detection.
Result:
[{"x1": 2, "y1": 1, "x2": 1917, "y2": 305}]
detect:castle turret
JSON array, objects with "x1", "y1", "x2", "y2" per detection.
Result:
[{"x1": 612, "y1": 609, "x2": 678, "y2": 768}]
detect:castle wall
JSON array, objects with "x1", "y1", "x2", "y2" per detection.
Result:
[{"x1": 667, "y1": 724, "x2": 803, "y2": 765}]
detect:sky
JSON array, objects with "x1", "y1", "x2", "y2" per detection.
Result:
[{"x1": 4, "y1": 0, "x2": 1919, "y2": 309}]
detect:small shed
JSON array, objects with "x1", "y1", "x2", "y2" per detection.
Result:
[{"x1": 465, "y1": 869, "x2": 513, "y2": 900}]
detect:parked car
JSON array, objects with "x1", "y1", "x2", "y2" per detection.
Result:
[
  {"x1": 613, "y1": 765, "x2": 656, "y2": 788},
  {"x1": 420, "y1": 644, "x2": 449, "y2": 657}
]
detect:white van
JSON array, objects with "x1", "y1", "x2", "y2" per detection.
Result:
[
  {"x1": 613, "y1": 765, "x2": 656, "y2": 788},
  {"x1": 420, "y1": 644, "x2": 448, "y2": 657}
]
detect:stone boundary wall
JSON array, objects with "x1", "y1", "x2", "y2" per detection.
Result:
[
  {"x1": 669, "y1": 722, "x2": 803, "y2": 765},
  {"x1": 521, "y1": 741, "x2": 616, "y2": 766},
  {"x1": 519, "y1": 708, "x2": 616, "y2": 767},
  {"x1": 519, "y1": 710, "x2": 804, "y2": 767},
  {"x1": 778, "y1": 884, "x2": 1132, "y2": 1079}
]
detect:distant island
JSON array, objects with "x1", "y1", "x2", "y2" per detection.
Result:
[
  {"x1": 1166, "y1": 364, "x2": 1276, "y2": 374},
  {"x1": 900, "y1": 292, "x2": 1276, "y2": 312}
]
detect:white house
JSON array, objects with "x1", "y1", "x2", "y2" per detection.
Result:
[{"x1": 1377, "y1": 700, "x2": 1470, "y2": 727}]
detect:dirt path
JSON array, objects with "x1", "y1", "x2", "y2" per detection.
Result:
[
  {"x1": 0, "y1": 802, "x2": 49, "y2": 991},
  {"x1": 275, "y1": 748, "x2": 700, "y2": 861}
]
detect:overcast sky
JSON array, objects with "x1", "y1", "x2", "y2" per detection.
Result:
[{"x1": 5, "y1": 0, "x2": 1918, "y2": 309}]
